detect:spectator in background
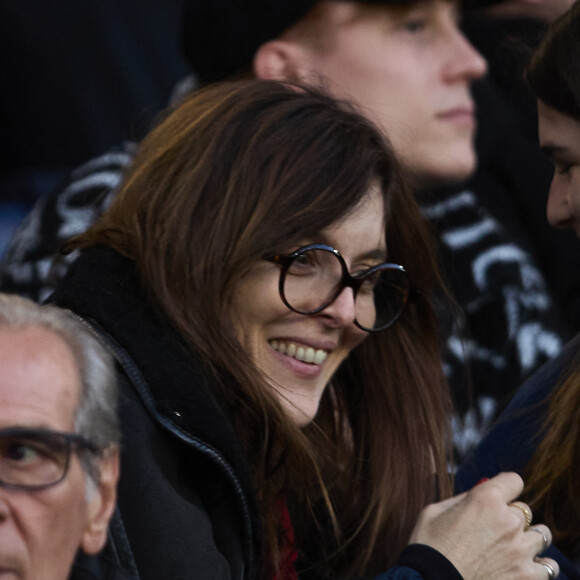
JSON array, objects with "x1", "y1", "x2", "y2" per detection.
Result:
[
  {"x1": 457, "y1": 2, "x2": 580, "y2": 573},
  {"x1": 49, "y1": 77, "x2": 560, "y2": 580},
  {"x1": 427, "y1": 0, "x2": 580, "y2": 451},
  {"x1": 0, "y1": 0, "x2": 573, "y2": 458},
  {"x1": 0, "y1": 293, "x2": 120, "y2": 579},
  {"x1": 0, "y1": 0, "x2": 190, "y2": 258}
]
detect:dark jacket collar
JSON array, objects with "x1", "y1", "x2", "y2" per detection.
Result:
[{"x1": 50, "y1": 245, "x2": 259, "y2": 522}]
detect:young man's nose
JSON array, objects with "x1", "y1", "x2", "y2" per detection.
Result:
[{"x1": 444, "y1": 26, "x2": 488, "y2": 82}]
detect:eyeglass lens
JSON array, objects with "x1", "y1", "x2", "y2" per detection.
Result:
[
  {"x1": 0, "y1": 431, "x2": 70, "y2": 489},
  {"x1": 282, "y1": 248, "x2": 409, "y2": 331}
]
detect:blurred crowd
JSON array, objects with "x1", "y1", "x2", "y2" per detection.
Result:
[{"x1": 1, "y1": 0, "x2": 580, "y2": 578}]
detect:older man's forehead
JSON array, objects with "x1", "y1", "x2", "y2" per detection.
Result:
[{"x1": 0, "y1": 326, "x2": 80, "y2": 433}]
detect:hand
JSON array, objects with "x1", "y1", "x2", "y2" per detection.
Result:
[{"x1": 409, "y1": 472, "x2": 560, "y2": 579}]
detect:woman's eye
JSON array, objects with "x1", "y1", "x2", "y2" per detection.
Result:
[
  {"x1": 294, "y1": 254, "x2": 312, "y2": 266},
  {"x1": 292, "y1": 254, "x2": 316, "y2": 270},
  {"x1": 288, "y1": 252, "x2": 319, "y2": 276},
  {"x1": 358, "y1": 280, "x2": 380, "y2": 299},
  {"x1": 354, "y1": 269, "x2": 380, "y2": 295},
  {"x1": 359, "y1": 281, "x2": 376, "y2": 296}
]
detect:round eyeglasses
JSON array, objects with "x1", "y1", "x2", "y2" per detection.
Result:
[
  {"x1": 0, "y1": 427, "x2": 99, "y2": 491},
  {"x1": 266, "y1": 244, "x2": 410, "y2": 332}
]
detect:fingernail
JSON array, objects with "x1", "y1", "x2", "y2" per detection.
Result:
[{"x1": 475, "y1": 478, "x2": 489, "y2": 486}]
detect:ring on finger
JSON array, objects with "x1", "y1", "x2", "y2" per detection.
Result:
[
  {"x1": 509, "y1": 501, "x2": 533, "y2": 531},
  {"x1": 538, "y1": 560, "x2": 557, "y2": 579},
  {"x1": 528, "y1": 526, "x2": 550, "y2": 552}
]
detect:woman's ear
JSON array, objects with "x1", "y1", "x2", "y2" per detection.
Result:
[
  {"x1": 80, "y1": 446, "x2": 120, "y2": 555},
  {"x1": 253, "y1": 39, "x2": 315, "y2": 82}
]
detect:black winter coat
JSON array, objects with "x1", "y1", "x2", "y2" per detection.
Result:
[
  {"x1": 52, "y1": 246, "x2": 263, "y2": 580},
  {"x1": 52, "y1": 246, "x2": 461, "y2": 580}
]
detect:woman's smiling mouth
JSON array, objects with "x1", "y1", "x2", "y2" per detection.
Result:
[{"x1": 269, "y1": 340, "x2": 328, "y2": 365}]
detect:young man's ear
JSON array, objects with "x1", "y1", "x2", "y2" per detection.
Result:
[
  {"x1": 253, "y1": 39, "x2": 315, "y2": 82},
  {"x1": 80, "y1": 447, "x2": 120, "y2": 555}
]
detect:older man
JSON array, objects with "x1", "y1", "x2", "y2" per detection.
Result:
[{"x1": 0, "y1": 293, "x2": 120, "y2": 579}]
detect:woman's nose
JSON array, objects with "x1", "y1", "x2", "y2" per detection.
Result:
[{"x1": 319, "y1": 286, "x2": 357, "y2": 328}]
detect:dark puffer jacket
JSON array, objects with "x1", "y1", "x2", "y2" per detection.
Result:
[{"x1": 51, "y1": 246, "x2": 462, "y2": 580}]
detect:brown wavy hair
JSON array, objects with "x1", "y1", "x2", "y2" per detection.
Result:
[
  {"x1": 523, "y1": 350, "x2": 580, "y2": 557},
  {"x1": 527, "y1": 0, "x2": 580, "y2": 120},
  {"x1": 65, "y1": 79, "x2": 453, "y2": 578}
]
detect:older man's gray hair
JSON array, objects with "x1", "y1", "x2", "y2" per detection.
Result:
[{"x1": 0, "y1": 293, "x2": 119, "y2": 486}]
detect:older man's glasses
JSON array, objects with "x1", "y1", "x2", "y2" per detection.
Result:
[
  {"x1": 0, "y1": 428, "x2": 99, "y2": 491},
  {"x1": 267, "y1": 244, "x2": 410, "y2": 332}
]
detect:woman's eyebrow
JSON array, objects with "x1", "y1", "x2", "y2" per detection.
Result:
[
  {"x1": 316, "y1": 233, "x2": 387, "y2": 262},
  {"x1": 355, "y1": 248, "x2": 388, "y2": 263}
]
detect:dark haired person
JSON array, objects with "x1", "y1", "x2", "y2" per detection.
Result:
[
  {"x1": 457, "y1": 3, "x2": 580, "y2": 575},
  {"x1": 48, "y1": 79, "x2": 558, "y2": 579},
  {"x1": 1, "y1": 0, "x2": 572, "y2": 459}
]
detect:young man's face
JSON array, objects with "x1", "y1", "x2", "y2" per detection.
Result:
[{"x1": 275, "y1": 0, "x2": 487, "y2": 187}]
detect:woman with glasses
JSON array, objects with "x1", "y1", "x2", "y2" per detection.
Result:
[{"x1": 49, "y1": 79, "x2": 557, "y2": 580}]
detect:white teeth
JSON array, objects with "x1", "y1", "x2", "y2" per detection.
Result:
[
  {"x1": 313, "y1": 349, "x2": 326, "y2": 364},
  {"x1": 269, "y1": 340, "x2": 328, "y2": 365}
]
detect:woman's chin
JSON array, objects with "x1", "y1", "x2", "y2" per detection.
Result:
[{"x1": 275, "y1": 390, "x2": 321, "y2": 426}]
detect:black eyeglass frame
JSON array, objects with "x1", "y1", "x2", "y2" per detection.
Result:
[
  {"x1": 266, "y1": 243, "x2": 410, "y2": 332},
  {"x1": 0, "y1": 427, "x2": 100, "y2": 492}
]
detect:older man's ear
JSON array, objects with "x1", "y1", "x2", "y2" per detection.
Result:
[{"x1": 80, "y1": 447, "x2": 120, "y2": 555}]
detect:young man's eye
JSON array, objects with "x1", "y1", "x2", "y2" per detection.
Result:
[{"x1": 403, "y1": 18, "x2": 427, "y2": 33}]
